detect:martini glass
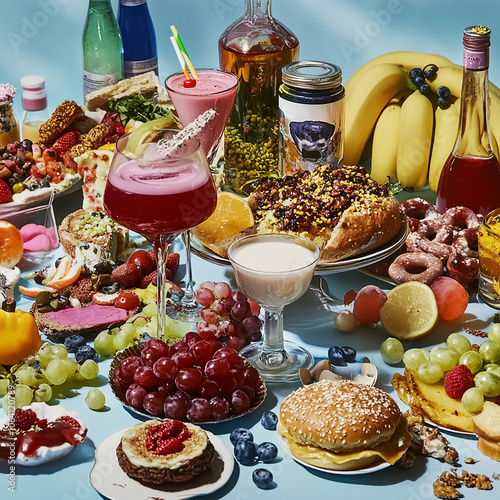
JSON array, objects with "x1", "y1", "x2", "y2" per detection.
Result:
[
  {"x1": 103, "y1": 129, "x2": 217, "y2": 338},
  {"x1": 165, "y1": 69, "x2": 239, "y2": 321},
  {"x1": 228, "y1": 233, "x2": 320, "y2": 382}
]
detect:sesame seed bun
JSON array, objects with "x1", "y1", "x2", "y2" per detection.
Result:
[{"x1": 278, "y1": 380, "x2": 412, "y2": 471}]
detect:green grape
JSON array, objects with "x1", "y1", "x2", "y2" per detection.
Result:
[
  {"x1": 446, "y1": 333, "x2": 471, "y2": 356},
  {"x1": 15, "y1": 367, "x2": 37, "y2": 386},
  {"x1": 0, "y1": 379, "x2": 10, "y2": 396},
  {"x1": 133, "y1": 316, "x2": 147, "y2": 329},
  {"x1": 461, "y1": 387, "x2": 484, "y2": 413},
  {"x1": 380, "y1": 338, "x2": 404, "y2": 365},
  {"x1": 403, "y1": 348, "x2": 430, "y2": 371},
  {"x1": 142, "y1": 302, "x2": 157, "y2": 318},
  {"x1": 459, "y1": 351, "x2": 483, "y2": 374},
  {"x1": 15, "y1": 384, "x2": 33, "y2": 407},
  {"x1": 44, "y1": 359, "x2": 68, "y2": 386},
  {"x1": 113, "y1": 332, "x2": 133, "y2": 351},
  {"x1": 79, "y1": 360, "x2": 99, "y2": 380},
  {"x1": 61, "y1": 358, "x2": 78, "y2": 377},
  {"x1": 489, "y1": 323, "x2": 500, "y2": 344},
  {"x1": 49, "y1": 344, "x2": 68, "y2": 360},
  {"x1": 85, "y1": 388, "x2": 105, "y2": 410},
  {"x1": 481, "y1": 364, "x2": 500, "y2": 377},
  {"x1": 34, "y1": 383, "x2": 53, "y2": 402},
  {"x1": 418, "y1": 362, "x2": 444, "y2": 384},
  {"x1": 429, "y1": 347, "x2": 459, "y2": 372},
  {"x1": 94, "y1": 331, "x2": 117, "y2": 357},
  {"x1": 479, "y1": 340, "x2": 500, "y2": 364},
  {"x1": 474, "y1": 370, "x2": 500, "y2": 398},
  {"x1": 37, "y1": 345, "x2": 53, "y2": 367}
]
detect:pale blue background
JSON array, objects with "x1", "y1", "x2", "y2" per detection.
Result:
[{"x1": 1, "y1": 0, "x2": 499, "y2": 119}]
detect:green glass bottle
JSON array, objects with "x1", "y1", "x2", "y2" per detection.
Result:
[{"x1": 82, "y1": 0, "x2": 123, "y2": 102}]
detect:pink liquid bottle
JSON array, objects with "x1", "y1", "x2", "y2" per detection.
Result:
[{"x1": 436, "y1": 25, "x2": 500, "y2": 217}]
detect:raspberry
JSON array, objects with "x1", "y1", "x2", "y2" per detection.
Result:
[
  {"x1": 12, "y1": 408, "x2": 38, "y2": 430},
  {"x1": 444, "y1": 364, "x2": 475, "y2": 400},
  {"x1": 145, "y1": 420, "x2": 189, "y2": 453},
  {"x1": 155, "y1": 437, "x2": 183, "y2": 455}
]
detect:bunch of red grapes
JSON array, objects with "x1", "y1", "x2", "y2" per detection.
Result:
[
  {"x1": 112, "y1": 336, "x2": 262, "y2": 423},
  {"x1": 195, "y1": 281, "x2": 262, "y2": 351}
]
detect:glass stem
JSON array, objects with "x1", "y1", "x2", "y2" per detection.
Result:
[
  {"x1": 260, "y1": 307, "x2": 288, "y2": 366},
  {"x1": 154, "y1": 236, "x2": 172, "y2": 339},
  {"x1": 183, "y1": 231, "x2": 196, "y2": 304}
]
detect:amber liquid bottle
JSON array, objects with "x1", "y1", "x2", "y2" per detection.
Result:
[
  {"x1": 436, "y1": 25, "x2": 500, "y2": 216},
  {"x1": 219, "y1": 0, "x2": 299, "y2": 195}
]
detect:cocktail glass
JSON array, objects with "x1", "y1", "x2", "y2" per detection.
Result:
[
  {"x1": 103, "y1": 129, "x2": 217, "y2": 337},
  {"x1": 165, "y1": 69, "x2": 239, "y2": 321},
  {"x1": 228, "y1": 233, "x2": 320, "y2": 382}
]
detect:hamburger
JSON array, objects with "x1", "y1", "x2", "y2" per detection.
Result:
[
  {"x1": 278, "y1": 379, "x2": 412, "y2": 471},
  {"x1": 116, "y1": 419, "x2": 216, "y2": 484}
]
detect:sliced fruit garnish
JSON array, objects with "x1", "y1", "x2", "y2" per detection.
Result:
[
  {"x1": 19, "y1": 285, "x2": 57, "y2": 298},
  {"x1": 380, "y1": 281, "x2": 439, "y2": 339},
  {"x1": 191, "y1": 191, "x2": 254, "y2": 256},
  {"x1": 122, "y1": 117, "x2": 177, "y2": 158},
  {"x1": 44, "y1": 256, "x2": 81, "y2": 289}
]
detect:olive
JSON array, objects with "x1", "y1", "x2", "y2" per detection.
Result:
[
  {"x1": 36, "y1": 291, "x2": 51, "y2": 307},
  {"x1": 56, "y1": 295, "x2": 69, "y2": 310},
  {"x1": 37, "y1": 305, "x2": 54, "y2": 314},
  {"x1": 59, "y1": 289, "x2": 71, "y2": 298},
  {"x1": 20, "y1": 139, "x2": 33, "y2": 152},
  {"x1": 93, "y1": 261, "x2": 113, "y2": 275},
  {"x1": 38, "y1": 179, "x2": 50, "y2": 188},
  {"x1": 101, "y1": 281, "x2": 121, "y2": 294}
]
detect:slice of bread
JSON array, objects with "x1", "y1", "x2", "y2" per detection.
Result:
[
  {"x1": 472, "y1": 402, "x2": 500, "y2": 441},
  {"x1": 477, "y1": 436, "x2": 500, "y2": 462}
]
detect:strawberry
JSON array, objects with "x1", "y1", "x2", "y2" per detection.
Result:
[
  {"x1": 166, "y1": 253, "x2": 180, "y2": 275},
  {"x1": 52, "y1": 131, "x2": 81, "y2": 154},
  {"x1": 0, "y1": 178, "x2": 13, "y2": 203},
  {"x1": 444, "y1": 364, "x2": 475, "y2": 400},
  {"x1": 111, "y1": 262, "x2": 141, "y2": 288},
  {"x1": 140, "y1": 270, "x2": 157, "y2": 288}
]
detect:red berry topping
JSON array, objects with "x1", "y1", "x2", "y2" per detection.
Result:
[
  {"x1": 12, "y1": 408, "x2": 38, "y2": 430},
  {"x1": 183, "y1": 79, "x2": 197, "y2": 88},
  {"x1": 55, "y1": 416, "x2": 81, "y2": 429},
  {"x1": 145, "y1": 420, "x2": 190, "y2": 455},
  {"x1": 156, "y1": 437, "x2": 184, "y2": 454},
  {"x1": 444, "y1": 364, "x2": 475, "y2": 400}
]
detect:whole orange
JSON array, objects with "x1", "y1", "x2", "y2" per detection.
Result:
[{"x1": 0, "y1": 220, "x2": 24, "y2": 268}]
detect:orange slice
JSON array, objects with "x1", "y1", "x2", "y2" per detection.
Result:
[
  {"x1": 44, "y1": 256, "x2": 81, "y2": 289},
  {"x1": 19, "y1": 285, "x2": 57, "y2": 298},
  {"x1": 191, "y1": 191, "x2": 254, "y2": 257}
]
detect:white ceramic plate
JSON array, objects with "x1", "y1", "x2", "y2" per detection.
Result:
[
  {"x1": 90, "y1": 428, "x2": 234, "y2": 500},
  {"x1": 189, "y1": 212, "x2": 409, "y2": 275},
  {"x1": 276, "y1": 432, "x2": 391, "y2": 476}
]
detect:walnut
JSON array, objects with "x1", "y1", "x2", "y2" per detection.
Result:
[
  {"x1": 395, "y1": 449, "x2": 416, "y2": 469},
  {"x1": 463, "y1": 457, "x2": 478, "y2": 464},
  {"x1": 433, "y1": 480, "x2": 460, "y2": 499},
  {"x1": 461, "y1": 470, "x2": 492, "y2": 490},
  {"x1": 439, "y1": 471, "x2": 461, "y2": 487}
]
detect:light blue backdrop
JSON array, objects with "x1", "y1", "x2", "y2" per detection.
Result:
[{"x1": 1, "y1": 0, "x2": 499, "y2": 118}]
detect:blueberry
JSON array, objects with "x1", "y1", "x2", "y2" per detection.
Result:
[
  {"x1": 230, "y1": 427, "x2": 253, "y2": 446},
  {"x1": 64, "y1": 335, "x2": 86, "y2": 353},
  {"x1": 413, "y1": 76, "x2": 425, "y2": 88},
  {"x1": 437, "y1": 97, "x2": 449, "y2": 109},
  {"x1": 409, "y1": 67, "x2": 424, "y2": 80},
  {"x1": 75, "y1": 346, "x2": 97, "y2": 364},
  {"x1": 423, "y1": 67, "x2": 437, "y2": 79},
  {"x1": 328, "y1": 346, "x2": 346, "y2": 366},
  {"x1": 340, "y1": 346, "x2": 357, "y2": 363},
  {"x1": 260, "y1": 411, "x2": 278, "y2": 430},
  {"x1": 419, "y1": 83, "x2": 430, "y2": 95},
  {"x1": 256, "y1": 442, "x2": 278, "y2": 463},
  {"x1": 252, "y1": 468, "x2": 274, "y2": 489},
  {"x1": 437, "y1": 85, "x2": 451, "y2": 99},
  {"x1": 234, "y1": 439, "x2": 257, "y2": 465}
]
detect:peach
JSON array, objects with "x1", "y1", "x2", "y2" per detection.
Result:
[{"x1": 430, "y1": 276, "x2": 469, "y2": 321}]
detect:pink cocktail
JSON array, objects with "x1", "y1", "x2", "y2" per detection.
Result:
[
  {"x1": 165, "y1": 69, "x2": 238, "y2": 161},
  {"x1": 104, "y1": 129, "x2": 217, "y2": 336}
]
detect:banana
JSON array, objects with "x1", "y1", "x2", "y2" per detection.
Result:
[
  {"x1": 345, "y1": 51, "x2": 452, "y2": 97},
  {"x1": 344, "y1": 63, "x2": 413, "y2": 166},
  {"x1": 428, "y1": 97, "x2": 460, "y2": 192},
  {"x1": 370, "y1": 90, "x2": 410, "y2": 184},
  {"x1": 396, "y1": 90, "x2": 434, "y2": 191}
]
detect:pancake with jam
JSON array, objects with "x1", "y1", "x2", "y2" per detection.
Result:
[
  {"x1": 248, "y1": 165, "x2": 401, "y2": 263},
  {"x1": 116, "y1": 419, "x2": 216, "y2": 484}
]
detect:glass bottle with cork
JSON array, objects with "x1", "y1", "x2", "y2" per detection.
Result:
[
  {"x1": 118, "y1": 0, "x2": 158, "y2": 78},
  {"x1": 436, "y1": 25, "x2": 500, "y2": 216},
  {"x1": 82, "y1": 0, "x2": 123, "y2": 103},
  {"x1": 0, "y1": 84, "x2": 20, "y2": 148},
  {"x1": 219, "y1": 0, "x2": 299, "y2": 195},
  {"x1": 20, "y1": 75, "x2": 48, "y2": 144}
]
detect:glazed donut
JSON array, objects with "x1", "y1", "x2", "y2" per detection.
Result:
[
  {"x1": 441, "y1": 206, "x2": 482, "y2": 232},
  {"x1": 452, "y1": 227, "x2": 479, "y2": 259},
  {"x1": 446, "y1": 247, "x2": 479, "y2": 285},
  {"x1": 388, "y1": 251, "x2": 444, "y2": 285},
  {"x1": 400, "y1": 198, "x2": 438, "y2": 232},
  {"x1": 418, "y1": 219, "x2": 454, "y2": 244}
]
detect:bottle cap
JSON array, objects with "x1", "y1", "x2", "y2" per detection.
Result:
[
  {"x1": 21, "y1": 75, "x2": 47, "y2": 111},
  {"x1": 282, "y1": 61, "x2": 342, "y2": 91},
  {"x1": 463, "y1": 26, "x2": 491, "y2": 70}
]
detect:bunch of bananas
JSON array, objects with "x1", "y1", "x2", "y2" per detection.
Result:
[{"x1": 344, "y1": 51, "x2": 500, "y2": 192}]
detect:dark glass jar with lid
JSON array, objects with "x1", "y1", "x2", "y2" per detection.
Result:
[{"x1": 279, "y1": 61, "x2": 344, "y2": 175}]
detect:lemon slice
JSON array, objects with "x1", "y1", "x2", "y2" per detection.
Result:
[
  {"x1": 379, "y1": 281, "x2": 439, "y2": 339},
  {"x1": 191, "y1": 191, "x2": 255, "y2": 257},
  {"x1": 122, "y1": 116, "x2": 176, "y2": 157}
]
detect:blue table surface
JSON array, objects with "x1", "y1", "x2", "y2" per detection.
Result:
[{"x1": 2, "y1": 188, "x2": 500, "y2": 500}]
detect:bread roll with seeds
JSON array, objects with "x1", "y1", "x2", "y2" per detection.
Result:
[{"x1": 278, "y1": 380, "x2": 412, "y2": 471}]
